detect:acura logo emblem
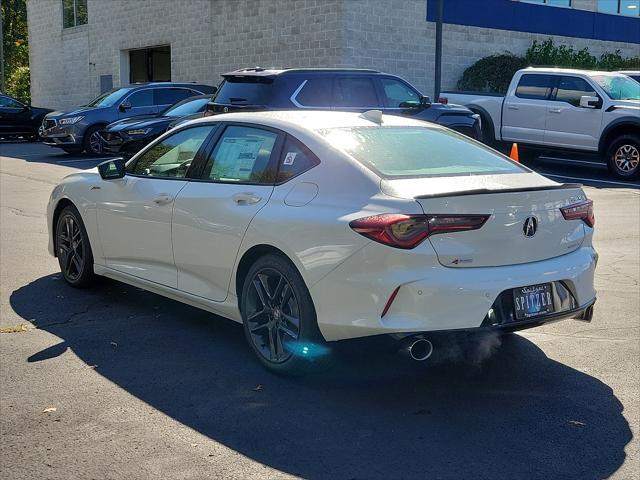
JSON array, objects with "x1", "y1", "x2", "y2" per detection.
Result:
[
  {"x1": 523, "y1": 216, "x2": 538, "y2": 237},
  {"x1": 223, "y1": 106, "x2": 229, "y2": 113}
]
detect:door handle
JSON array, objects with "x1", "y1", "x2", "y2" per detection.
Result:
[
  {"x1": 549, "y1": 108, "x2": 562, "y2": 113},
  {"x1": 232, "y1": 192, "x2": 262, "y2": 205},
  {"x1": 153, "y1": 194, "x2": 174, "y2": 205},
  {"x1": 507, "y1": 105, "x2": 519, "y2": 110}
]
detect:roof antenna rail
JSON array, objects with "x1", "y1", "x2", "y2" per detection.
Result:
[{"x1": 359, "y1": 109, "x2": 383, "y2": 124}]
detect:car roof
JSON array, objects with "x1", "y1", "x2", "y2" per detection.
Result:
[
  {"x1": 183, "y1": 110, "x2": 437, "y2": 134},
  {"x1": 125, "y1": 82, "x2": 210, "y2": 88},
  {"x1": 618, "y1": 70, "x2": 640, "y2": 75},
  {"x1": 520, "y1": 67, "x2": 627, "y2": 76},
  {"x1": 221, "y1": 67, "x2": 381, "y2": 78}
]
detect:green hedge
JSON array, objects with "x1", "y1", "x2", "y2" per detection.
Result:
[
  {"x1": 6, "y1": 66, "x2": 30, "y2": 104},
  {"x1": 457, "y1": 39, "x2": 640, "y2": 94}
]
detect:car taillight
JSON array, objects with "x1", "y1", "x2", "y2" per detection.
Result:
[
  {"x1": 560, "y1": 200, "x2": 594, "y2": 228},
  {"x1": 349, "y1": 213, "x2": 489, "y2": 249},
  {"x1": 438, "y1": 97, "x2": 448, "y2": 104}
]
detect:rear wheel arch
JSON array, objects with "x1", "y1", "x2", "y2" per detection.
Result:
[
  {"x1": 234, "y1": 244, "x2": 305, "y2": 307},
  {"x1": 467, "y1": 105, "x2": 495, "y2": 144}
]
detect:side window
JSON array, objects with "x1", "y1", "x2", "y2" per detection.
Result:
[
  {"x1": 277, "y1": 136, "x2": 320, "y2": 183},
  {"x1": 555, "y1": 76, "x2": 598, "y2": 107},
  {"x1": 294, "y1": 78, "x2": 332, "y2": 107},
  {"x1": 515, "y1": 74, "x2": 554, "y2": 100},
  {"x1": 128, "y1": 126, "x2": 215, "y2": 178},
  {"x1": 154, "y1": 88, "x2": 193, "y2": 106},
  {"x1": 202, "y1": 125, "x2": 279, "y2": 184},
  {"x1": 334, "y1": 77, "x2": 380, "y2": 108},
  {"x1": 126, "y1": 90, "x2": 153, "y2": 107},
  {"x1": 0, "y1": 96, "x2": 22, "y2": 108},
  {"x1": 380, "y1": 78, "x2": 420, "y2": 108}
]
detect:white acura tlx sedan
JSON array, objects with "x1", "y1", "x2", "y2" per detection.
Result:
[{"x1": 47, "y1": 110, "x2": 597, "y2": 373}]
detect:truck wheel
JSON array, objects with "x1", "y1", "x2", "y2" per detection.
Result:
[{"x1": 606, "y1": 135, "x2": 640, "y2": 179}]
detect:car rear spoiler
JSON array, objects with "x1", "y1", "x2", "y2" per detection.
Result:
[{"x1": 414, "y1": 183, "x2": 583, "y2": 199}]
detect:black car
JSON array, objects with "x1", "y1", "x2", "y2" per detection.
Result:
[
  {"x1": 207, "y1": 68, "x2": 482, "y2": 140},
  {"x1": 0, "y1": 93, "x2": 52, "y2": 140},
  {"x1": 100, "y1": 94, "x2": 213, "y2": 157},
  {"x1": 40, "y1": 82, "x2": 216, "y2": 155}
]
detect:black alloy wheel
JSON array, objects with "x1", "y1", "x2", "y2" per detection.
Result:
[
  {"x1": 55, "y1": 206, "x2": 95, "y2": 287},
  {"x1": 241, "y1": 254, "x2": 326, "y2": 373}
]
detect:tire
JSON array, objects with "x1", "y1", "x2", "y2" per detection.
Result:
[
  {"x1": 55, "y1": 205, "x2": 95, "y2": 288},
  {"x1": 82, "y1": 125, "x2": 105, "y2": 156},
  {"x1": 240, "y1": 253, "x2": 327, "y2": 374},
  {"x1": 606, "y1": 134, "x2": 640, "y2": 180}
]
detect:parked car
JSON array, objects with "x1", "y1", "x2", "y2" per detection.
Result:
[
  {"x1": 47, "y1": 110, "x2": 596, "y2": 373},
  {"x1": 0, "y1": 93, "x2": 52, "y2": 140},
  {"x1": 40, "y1": 82, "x2": 216, "y2": 155},
  {"x1": 100, "y1": 94, "x2": 214, "y2": 158},
  {"x1": 206, "y1": 67, "x2": 482, "y2": 140},
  {"x1": 618, "y1": 70, "x2": 640, "y2": 83},
  {"x1": 440, "y1": 68, "x2": 640, "y2": 179}
]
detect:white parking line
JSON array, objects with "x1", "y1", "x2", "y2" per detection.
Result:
[
  {"x1": 538, "y1": 156, "x2": 604, "y2": 167},
  {"x1": 544, "y1": 173, "x2": 640, "y2": 187}
]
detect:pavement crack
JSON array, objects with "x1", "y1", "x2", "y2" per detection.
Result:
[
  {"x1": 0, "y1": 170, "x2": 58, "y2": 186},
  {"x1": 34, "y1": 302, "x2": 99, "y2": 329},
  {"x1": 5, "y1": 206, "x2": 44, "y2": 219}
]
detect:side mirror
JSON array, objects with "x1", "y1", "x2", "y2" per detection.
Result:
[
  {"x1": 119, "y1": 102, "x2": 132, "y2": 112},
  {"x1": 98, "y1": 158, "x2": 126, "y2": 180},
  {"x1": 420, "y1": 95, "x2": 432, "y2": 106},
  {"x1": 579, "y1": 95, "x2": 601, "y2": 109}
]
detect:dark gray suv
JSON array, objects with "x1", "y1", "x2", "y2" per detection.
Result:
[{"x1": 40, "y1": 82, "x2": 216, "y2": 155}]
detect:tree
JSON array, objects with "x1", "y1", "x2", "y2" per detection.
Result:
[{"x1": 1, "y1": 0, "x2": 29, "y2": 100}]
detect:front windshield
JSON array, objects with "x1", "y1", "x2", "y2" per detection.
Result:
[
  {"x1": 317, "y1": 126, "x2": 525, "y2": 178},
  {"x1": 591, "y1": 74, "x2": 640, "y2": 101},
  {"x1": 163, "y1": 97, "x2": 210, "y2": 117},
  {"x1": 86, "y1": 88, "x2": 133, "y2": 107}
]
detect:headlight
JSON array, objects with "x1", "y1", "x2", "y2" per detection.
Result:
[
  {"x1": 126, "y1": 128, "x2": 152, "y2": 136},
  {"x1": 58, "y1": 116, "x2": 84, "y2": 125}
]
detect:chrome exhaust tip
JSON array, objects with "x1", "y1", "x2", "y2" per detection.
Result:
[{"x1": 406, "y1": 338, "x2": 433, "y2": 362}]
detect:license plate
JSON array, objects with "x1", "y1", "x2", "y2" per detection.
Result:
[{"x1": 513, "y1": 283, "x2": 555, "y2": 320}]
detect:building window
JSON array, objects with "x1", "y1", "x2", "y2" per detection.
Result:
[
  {"x1": 598, "y1": 0, "x2": 640, "y2": 15},
  {"x1": 522, "y1": 0, "x2": 572, "y2": 7},
  {"x1": 62, "y1": 0, "x2": 87, "y2": 28}
]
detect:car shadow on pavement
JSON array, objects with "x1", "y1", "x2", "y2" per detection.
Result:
[{"x1": 10, "y1": 274, "x2": 632, "y2": 480}]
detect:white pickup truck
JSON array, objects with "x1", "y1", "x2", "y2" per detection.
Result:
[{"x1": 441, "y1": 68, "x2": 640, "y2": 179}]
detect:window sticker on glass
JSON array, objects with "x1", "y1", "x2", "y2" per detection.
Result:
[
  {"x1": 211, "y1": 137, "x2": 264, "y2": 181},
  {"x1": 283, "y1": 152, "x2": 297, "y2": 165}
]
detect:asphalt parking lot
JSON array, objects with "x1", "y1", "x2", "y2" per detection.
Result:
[{"x1": 1, "y1": 141, "x2": 638, "y2": 480}]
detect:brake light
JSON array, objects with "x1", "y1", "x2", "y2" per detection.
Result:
[
  {"x1": 349, "y1": 213, "x2": 489, "y2": 249},
  {"x1": 438, "y1": 97, "x2": 448, "y2": 104},
  {"x1": 560, "y1": 200, "x2": 594, "y2": 228}
]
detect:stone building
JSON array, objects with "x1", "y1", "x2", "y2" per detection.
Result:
[{"x1": 27, "y1": 0, "x2": 639, "y2": 109}]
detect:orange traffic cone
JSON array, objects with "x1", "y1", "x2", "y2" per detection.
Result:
[{"x1": 510, "y1": 143, "x2": 519, "y2": 163}]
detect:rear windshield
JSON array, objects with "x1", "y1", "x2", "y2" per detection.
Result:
[
  {"x1": 213, "y1": 77, "x2": 273, "y2": 105},
  {"x1": 317, "y1": 126, "x2": 525, "y2": 178},
  {"x1": 163, "y1": 97, "x2": 210, "y2": 117}
]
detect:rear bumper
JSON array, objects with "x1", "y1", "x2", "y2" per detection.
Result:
[{"x1": 310, "y1": 242, "x2": 597, "y2": 341}]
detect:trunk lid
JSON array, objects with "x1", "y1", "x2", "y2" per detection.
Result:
[{"x1": 381, "y1": 173, "x2": 588, "y2": 267}]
